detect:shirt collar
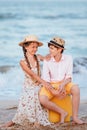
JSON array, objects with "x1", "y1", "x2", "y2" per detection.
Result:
[{"x1": 50, "y1": 54, "x2": 64, "y2": 62}]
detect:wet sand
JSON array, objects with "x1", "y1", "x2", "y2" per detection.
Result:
[{"x1": 0, "y1": 99, "x2": 87, "y2": 130}]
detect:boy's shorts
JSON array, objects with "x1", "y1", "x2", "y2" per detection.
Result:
[{"x1": 39, "y1": 82, "x2": 74, "y2": 100}]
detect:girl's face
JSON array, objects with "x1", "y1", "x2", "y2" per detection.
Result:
[
  {"x1": 49, "y1": 45, "x2": 62, "y2": 57},
  {"x1": 25, "y1": 42, "x2": 38, "y2": 55}
]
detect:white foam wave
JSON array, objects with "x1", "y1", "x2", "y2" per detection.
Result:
[
  {"x1": 0, "y1": 63, "x2": 87, "y2": 100},
  {"x1": 0, "y1": 67, "x2": 24, "y2": 99}
]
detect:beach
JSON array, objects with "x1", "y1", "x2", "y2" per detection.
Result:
[
  {"x1": 0, "y1": 0, "x2": 87, "y2": 129},
  {"x1": 0, "y1": 99, "x2": 87, "y2": 130},
  {"x1": 0, "y1": 0, "x2": 87, "y2": 100}
]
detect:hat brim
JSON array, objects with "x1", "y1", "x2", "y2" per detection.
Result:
[
  {"x1": 19, "y1": 41, "x2": 43, "y2": 47},
  {"x1": 48, "y1": 42, "x2": 65, "y2": 49}
]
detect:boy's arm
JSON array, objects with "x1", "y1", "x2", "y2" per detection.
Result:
[{"x1": 60, "y1": 78, "x2": 72, "y2": 88}]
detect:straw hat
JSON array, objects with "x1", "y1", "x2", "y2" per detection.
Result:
[
  {"x1": 48, "y1": 37, "x2": 65, "y2": 49},
  {"x1": 19, "y1": 35, "x2": 43, "y2": 47}
]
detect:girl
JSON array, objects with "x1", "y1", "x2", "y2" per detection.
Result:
[{"x1": 1, "y1": 35, "x2": 51, "y2": 128}]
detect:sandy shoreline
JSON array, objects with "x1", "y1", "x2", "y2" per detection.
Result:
[{"x1": 0, "y1": 99, "x2": 87, "y2": 130}]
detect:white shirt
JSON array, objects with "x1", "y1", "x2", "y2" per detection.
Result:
[{"x1": 42, "y1": 54, "x2": 73, "y2": 82}]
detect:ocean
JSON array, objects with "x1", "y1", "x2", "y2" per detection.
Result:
[{"x1": 0, "y1": 0, "x2": 87, "y2": 101}]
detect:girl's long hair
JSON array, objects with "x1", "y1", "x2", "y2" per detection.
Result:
[{"x1": 22, "y1": 46, "x2": 40, "y2": 76}]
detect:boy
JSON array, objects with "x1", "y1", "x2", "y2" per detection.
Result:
[{"x1": 39, "y1": 37, "x2": 83, "y2": 124}]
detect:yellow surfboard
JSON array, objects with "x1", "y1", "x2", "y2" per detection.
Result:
[{"x1": 49, "y1": 94, "x2": 72, "y2": 123}]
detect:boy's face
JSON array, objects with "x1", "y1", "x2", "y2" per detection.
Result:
[{"x1": 49, "y1": 45, "x2": 62, "y2": 57}]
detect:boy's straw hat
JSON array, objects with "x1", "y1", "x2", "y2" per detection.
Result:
[
  {"x1": 19, "y1": 35, "x2": 43, "y2": 47},
  {"x1": 48, "y1": 37, "x2": 65, "y2": 49}
]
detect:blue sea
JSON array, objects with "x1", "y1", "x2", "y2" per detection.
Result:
[{"x1": 0, "y1": 0, "x2": 87, "y2": 101}]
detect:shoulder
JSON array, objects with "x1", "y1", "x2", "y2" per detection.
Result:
[
  {"x1": 20, "y1": 59, "x2": 26, "y2": 66},
  {"x1": 43, "y1": 58, "x2": 52, "y2": 66},
  {"x1": 63, "y1": 54, "x2": 73, "y2": 62},
  {"x1": 63, "y1": 54, "x2": 72, "y2": 59}
]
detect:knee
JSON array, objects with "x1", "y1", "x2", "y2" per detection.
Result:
[
  {"x1": 71, "y1": 85, "x2": 80, "y2": 95},
  {"x1": 39, "y1": 95, "x2": 48, "y2": 107}
]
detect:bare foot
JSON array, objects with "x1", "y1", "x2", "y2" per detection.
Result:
[
  {"x1": 73, "y1": 117, "x2": 84, "y2": 124},
  {"x1": 33, "y1": 122, "x2": 40, "y2": 129},
  {"x1": 54, "y1": 122, "x2": 60, "y2": 127},
  {"x1": 60, "y1": 112, "x2": 68, "y2": 123},
  {"x1": 0, "y1": 121, "x2": 15, "y2": 128}
]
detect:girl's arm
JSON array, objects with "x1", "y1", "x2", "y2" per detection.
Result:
[
  {"x1": 37, "y1": 54, "x2": 51, "y2": 61},
  {"x1": 37, "y1": 54, "x2": 45, "y2": 61},
  {"x1": 20, "y1": 60, "x2": 52, "y2": 89}
]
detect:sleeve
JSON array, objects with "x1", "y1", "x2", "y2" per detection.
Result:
[
  {"x1": 41, "y1": 60, "x2": 50, "y2": 82},
  {"x1": 65, "y1": 56, "x2": 73, "y2": 79}
]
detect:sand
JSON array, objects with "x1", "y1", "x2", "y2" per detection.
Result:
[{"x1": 0, "y1": 99, "x2": 87, "y2": 130}]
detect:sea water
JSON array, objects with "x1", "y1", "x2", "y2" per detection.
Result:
[{"x1": 0, "y1": 0, "x2": 87, "y2": 101}]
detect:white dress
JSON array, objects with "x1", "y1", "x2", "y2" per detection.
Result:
[{"x1": 12, "y1": 61, "x2": 51, "y2": 126}]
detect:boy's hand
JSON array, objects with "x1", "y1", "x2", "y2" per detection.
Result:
[{"x1": 48, "y1": 83, "x2": 66, "y2": 99}]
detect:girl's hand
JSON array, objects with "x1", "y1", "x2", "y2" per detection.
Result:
[
  {"x1": 42, "y1": 81, "x2": 53, "y2": 91},
  {"x1": 45, "y1": 83, "x2": 53, "y2": 91}
]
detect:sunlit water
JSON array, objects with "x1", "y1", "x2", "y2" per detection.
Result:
[{"x1": 0, "y1": 0, "x2": 87, "y2": 101}]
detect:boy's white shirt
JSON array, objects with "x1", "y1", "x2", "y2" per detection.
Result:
[{"x1": 42, "y1": 54, "x2": 73, "y2": 82}]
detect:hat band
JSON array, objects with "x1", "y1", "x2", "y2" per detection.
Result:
[{"x1": 49, "y1": 40, "x2": 64, "y2": 48}]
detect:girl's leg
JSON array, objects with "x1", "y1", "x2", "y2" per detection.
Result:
[
  {"x1": 0, "y1": 121, "x2": 15, "y2": 128},
  {"x1": 71, "y1": 85, "x2": 84, "y2": 124},
  {"x1": 33, "y1": 122, "x2": 40, "y2": 129}
]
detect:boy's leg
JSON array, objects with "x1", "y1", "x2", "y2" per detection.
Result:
[
  {"x1": 39, "y1": 87, "x2": 67, "y2": 123},
  {"x1": 70, "y1": 85, "x2": 84, "y2": 124}
]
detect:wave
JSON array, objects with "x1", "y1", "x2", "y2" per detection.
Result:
[
  {"x1": 0, "y1": 57, "x2": 87, "y2": 100},
  {"x1": 0, "y1": 57, "x2": 87, "y2": 74},
  {"x1": 0, "y1": 65, "x2": 14, "y2": 73},
  {"x1": 73, "y1": 57, "x2": 87, "y2": 73},
  {"x1": 0, "y1": 13, "x2": 17, "y2": 20},
  {"x1": 37, "y1": 14, "x2": 87, "y2": 20},
  {"x1": 0, "y1": 13, "x2": 26, "y2": 20},
  {"x1": 0, "y1": 11, "x2": 87, "y2": 20}
]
